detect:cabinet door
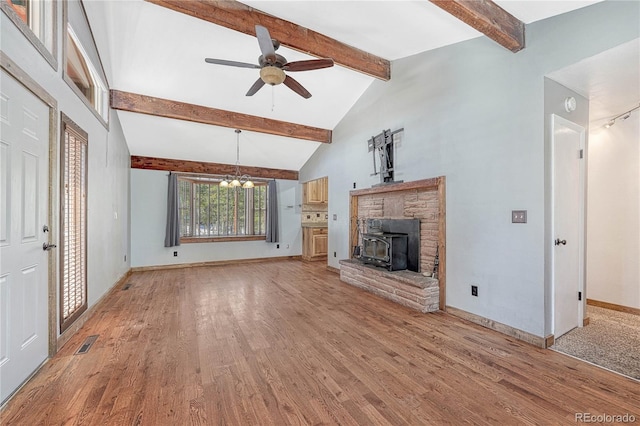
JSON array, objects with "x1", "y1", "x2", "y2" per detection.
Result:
[
  {"x1": 312, "y1": 234, "x2": 328, "y2": 256},
  {"x1": 304, "y1": 179, "x2": 327, "y2": 204},
  {"x1": 319, "y1": 177, "x2": 328, "y2": 203}
]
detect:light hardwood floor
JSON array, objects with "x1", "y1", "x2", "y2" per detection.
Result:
[{"x1": 2, "y1": 260, "x2": 639, "y2": 425}]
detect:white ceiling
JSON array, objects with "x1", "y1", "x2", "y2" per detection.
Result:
[
  {"x1": 83, "y1": 0, "x2": 604, "y2": 172},
  {"x1": 547, "y1": 38, "x2": 640, "y2": 127}
]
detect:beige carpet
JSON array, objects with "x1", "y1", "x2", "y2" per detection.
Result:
[{"x1": 551, "y1": 306, "x2": 640, "y2": 380}]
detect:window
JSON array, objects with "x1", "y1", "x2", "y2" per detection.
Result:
[
  {"x1": 65, "y1": 25, "x2": 108, "y2": 123},
  {"x1": 2, "y1": 0, "x2": 56, "y2": 65},
  {"x1": 60, "y1": 114, "x2": 88, "y2": 333},
  {"x1": 178, "y1": 176, "x2": 267, "y2": 240}
]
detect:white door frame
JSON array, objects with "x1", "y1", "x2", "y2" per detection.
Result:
[
  {"x1": 550, "y1": 114, "x2": 586, "y2": 338},
  {"x1": 1, "y1": 54, "x2": 58, "y2": 358}
]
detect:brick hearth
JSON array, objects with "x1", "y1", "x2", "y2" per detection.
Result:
[{"x1": 340, "y1": 259, "x2": 439, "y2": 313}]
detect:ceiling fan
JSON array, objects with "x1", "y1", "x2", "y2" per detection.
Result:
[{"x1": 205, "y1": 25, "x2": 334, "y2": 99}]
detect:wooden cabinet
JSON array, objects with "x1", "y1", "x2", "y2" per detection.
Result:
[
  {"x1": 303, "y1": 177, "x2": 328, "y2": 204},
  {"x1": 302, "y1": 227, "x2": 328, "y2": 261}
]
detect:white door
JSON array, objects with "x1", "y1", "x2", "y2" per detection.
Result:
[
  {"x1": 551, "y1": 114, "x2": 585, "y2": 339},
  {"x1": 0, "y1": 70, "x2": 50, "y2": 403}
]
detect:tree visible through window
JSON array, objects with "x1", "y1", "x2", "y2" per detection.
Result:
[{"x1": 178, "y1": 177, "x2": 267, "y2": 238}]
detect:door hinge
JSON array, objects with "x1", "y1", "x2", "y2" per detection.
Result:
[
  {"x1": 579, "y1": 149, "x2": 584, "y2": 159},
  {"x1": 578, "y1": 291, "x2": 582, "y2": 301}
]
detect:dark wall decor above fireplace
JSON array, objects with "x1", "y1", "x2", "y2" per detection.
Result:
[{"x1": 367, "y1": 128, "x2": 404, "y2": 186}]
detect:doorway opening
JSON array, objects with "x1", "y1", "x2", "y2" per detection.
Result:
[{"x1": 545, "y1": 39, "x2": 640, "y2": 378}]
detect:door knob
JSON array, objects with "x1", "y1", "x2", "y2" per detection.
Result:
[
  {"x1": 43, "y1": 242, "x2": 57, "y2": 251},
  {"x1": 554, "y1": 238, "x2": 567, "y2": 246}
]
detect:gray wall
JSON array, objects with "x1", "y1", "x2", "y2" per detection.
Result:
[
  {"x1": 130, "y1": 169, "x2": 301, "y2": 267},
  {"x1": 1, "y1": 1, "x2": 131, "y2": 329},
  {"x1": 300, "y1": 1, "x2": 639, "y2": 337}
]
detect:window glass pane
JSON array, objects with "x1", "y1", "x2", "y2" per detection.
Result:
[
  {"x1": 177, "y1": 177, "x2": 267, "y2": 238},
  {"x1": 178, "y1": 179, "x2": 191, "y2": 236},
  {"x1": 5, "y1": 0, "x2": 53, "y2": 51},
  {"x1": 254, "y1": 185, "x2": 266, "y2": 235},
  {"x1": 6, "y1": 0, "x2": 27, "y2": 23}
]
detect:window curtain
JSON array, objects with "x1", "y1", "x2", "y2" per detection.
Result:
[
  {"x1": 164, "y1": 172, "x2": 180, "y2": 247},
  {"x1": 265, "y1": 180, "x2": 279, "y2": 243}
]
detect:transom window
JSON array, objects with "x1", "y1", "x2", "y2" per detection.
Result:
[
  {"x1": 178, "y1": 176, "x2": 267, "y2": 240},
  {"x1": 65, "y1": 24, "x2": 108, "y2": 123}
]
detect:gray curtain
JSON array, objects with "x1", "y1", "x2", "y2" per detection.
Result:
[
  {"x1": 164, "y1": 172, "x2": 180, "y2": 247},
  {"x1": 265, "y1": 180, "x2": 279, "y2": 243}
]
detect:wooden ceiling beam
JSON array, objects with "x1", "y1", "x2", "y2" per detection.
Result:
[
  {"x1": 131, "y1": 155, "x2": 299, "y2": 181},
  {"x1": 429, "y1": 0, "x2": 525, "y2": 52},
  {"x1": 145, "y1": 0, "x2": 390, "y2": 80},
  {"x1": 110, "y1": 90, "x2": 332, "y2": 144}
]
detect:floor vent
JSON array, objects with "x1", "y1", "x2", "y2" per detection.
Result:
[
  {"x1": 122, "y1": 283, "x2": 132, "y2": 290},
  {"x1": 75, "y1": 335, "x2": 99, "y2": 355}
]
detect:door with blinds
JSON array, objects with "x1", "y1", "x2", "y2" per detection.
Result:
[{"x1": 60, "y1": 115, "x2": 87, "y2": 333}]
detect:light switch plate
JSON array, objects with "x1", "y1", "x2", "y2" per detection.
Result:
[{"x1": 512, "y1": 210, "x2": 527, "y2": 223}]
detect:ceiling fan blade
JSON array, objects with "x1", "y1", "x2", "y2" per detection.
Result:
[
  {"x1": 283, "y1": 59, "x2": 334, "y2": 72},
  {"x1": 246, "y1": 78, "x2": 266, "y2": 96},
  {"x1": 255, "y1": 25, "x2": 276, "y2": 64},
  {"x1": 205, "y1": 58, "x2": 260, "y2": 69},
  {"x1": 283, "y1": 75, "x2": 312, "y2": 99}
]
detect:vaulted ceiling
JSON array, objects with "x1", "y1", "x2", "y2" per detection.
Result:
[{"x1": 83, "y1": 0, "x2": 601, "y2": 176}]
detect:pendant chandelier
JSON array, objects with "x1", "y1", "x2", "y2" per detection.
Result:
[{"x1": 220, "y1": 129, "x2": 254, "y2": 189}]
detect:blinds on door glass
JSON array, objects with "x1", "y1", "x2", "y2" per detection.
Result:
[{"x1": 61, "y1": 120, "x2": 87, "y2": 332}]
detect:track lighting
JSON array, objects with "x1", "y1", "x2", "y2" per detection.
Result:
[{"x1": 602, "y1": 104, "x2": 639, "y2": 129}]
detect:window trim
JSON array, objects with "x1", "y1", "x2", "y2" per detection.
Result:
[
  {"x1": 181, "y1": 236, "x2": 266, "y2": 244},
  {"x1": 1, "y1": 0, "x2": 58, "y2": 70},
  {"x1": 177, "y1": 175, "x2": 268, "y2": 242}
]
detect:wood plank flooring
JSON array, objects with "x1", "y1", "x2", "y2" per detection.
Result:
[{"x1": 2, "y1": 260, "x2": 639, "y2": 425}]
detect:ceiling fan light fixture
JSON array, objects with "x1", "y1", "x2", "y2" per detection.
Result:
[{"x1": 260, "y1": 66, "x2": 286, "y2": 85}]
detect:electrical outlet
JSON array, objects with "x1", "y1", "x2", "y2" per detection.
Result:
[
  {"x1": 512, "y1": 210, "x2": 527, "y2": 223},
  {"x1": 173, "y1": 251, "x2": 178, "y2": 257},
  {"x1": 353, "y1": 182, "x2": 356, "y2": 189},
  {"x1": 277, "y1": 244, "x2": 280, "y2": 249},
  {"x1": 124, "y1": 255, "x2": 127, "y2": 262},
  {"x1": 334, "y1": 251, "x2": 337, "y2": 258},
  {"x1": 471, "y1": 285, "x2": 478, "y2": 297}
]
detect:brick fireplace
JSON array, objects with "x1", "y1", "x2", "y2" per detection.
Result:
[{"x1": 340, "y1": 177, "x2": 446, "y2": 311}]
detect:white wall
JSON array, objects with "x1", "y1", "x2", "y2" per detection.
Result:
[
  {"x1": 1, "y1": 2, "x2": 131, "y2": 328},
  {"x1": 587, "y1": 113, "x2": 640, "y2": 309},
  {"x1": 130, "y1": 169, "x2": 301, "y2": 267},
  {"x1": 300, "y1": 1, "x2": 639, "y2": 337}
]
